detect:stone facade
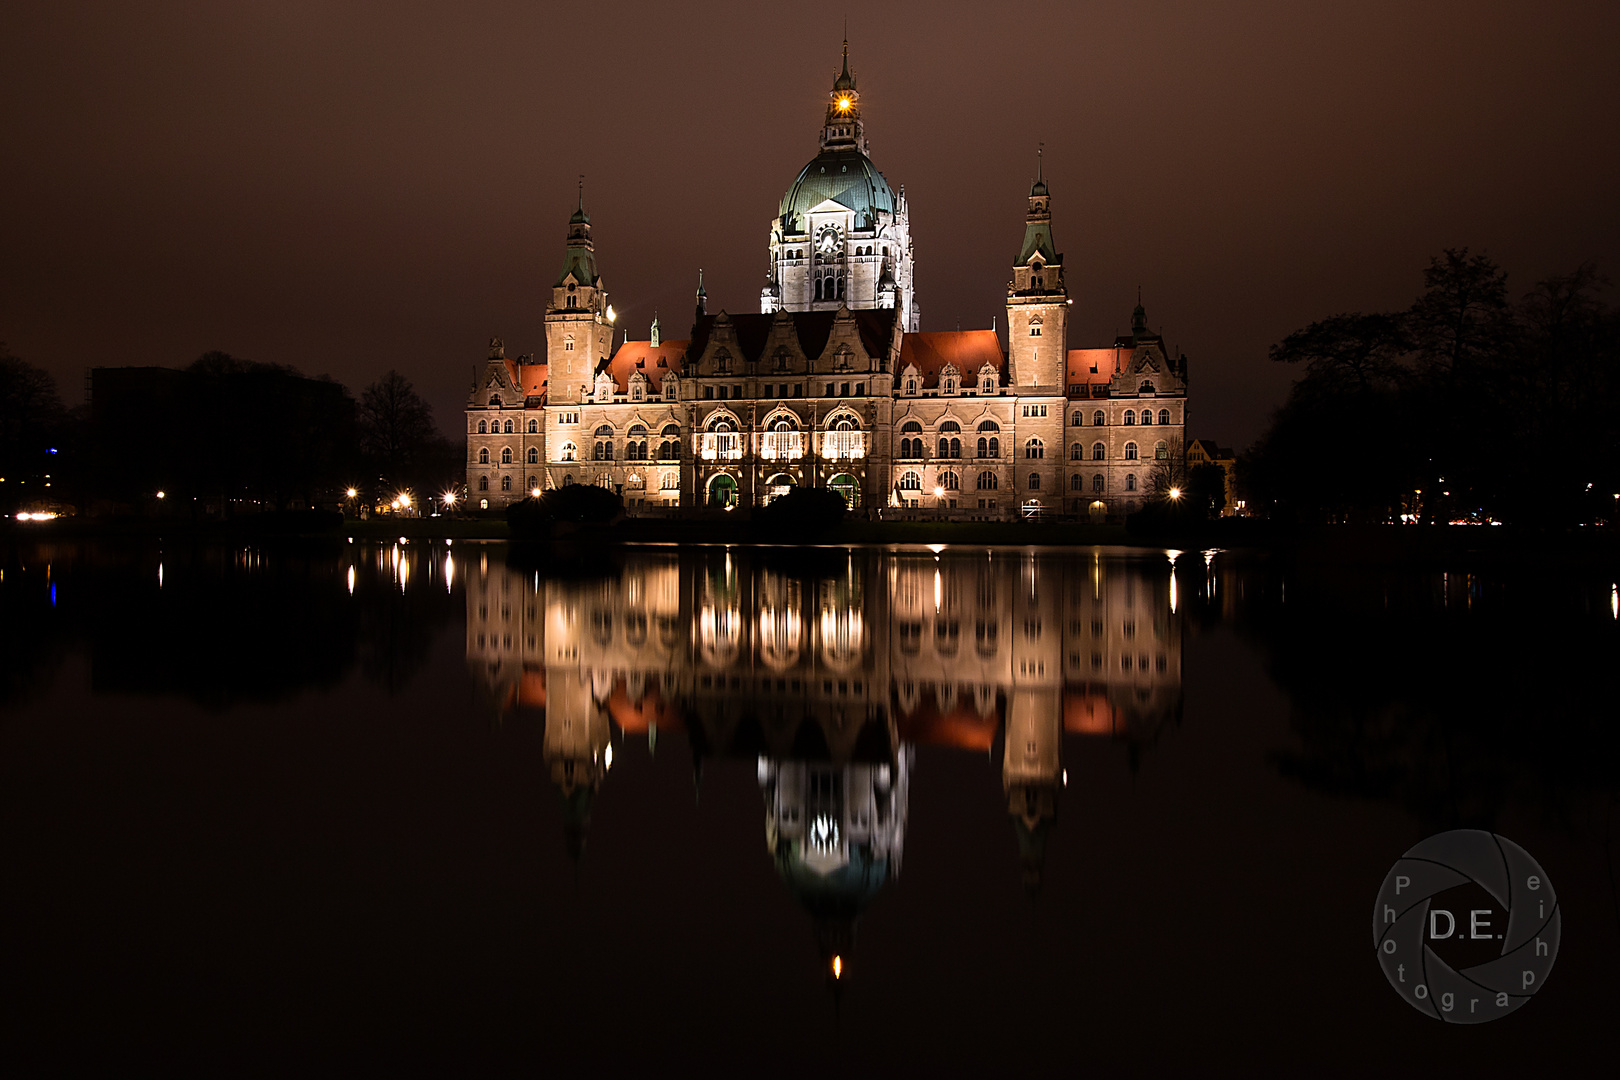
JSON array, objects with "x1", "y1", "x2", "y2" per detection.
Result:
[{"x1": 466, "y1": 48, "x2": 1188, "y2": 520}]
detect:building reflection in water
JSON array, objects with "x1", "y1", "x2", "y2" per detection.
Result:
[{"x1": 466, "y1": 547, "x2": 1183, "y2": 975}]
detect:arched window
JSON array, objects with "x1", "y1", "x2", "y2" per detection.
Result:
[
  {"x1": 1030, "y1": 322, "x2": 1042, "y2": 337},
  {"x1": 1028, "y1": 473, "x2": 1041, "y2": 490},
  {"x1": 940, "y1": 420, "x2": 961, "y2": 433},
  {"x1": 1093, "y1": 409, "x2": 1105, "y2": 426},
  {"x1": 527, "y1": 447, "x2": 538, "y2": 464},
  {"x1": 938, "y1": 436, "x2": 960, "y2": 458},
  {"x1": 529, "y1": 419, "x2": 538, "y2": 433},
  {"x1": 504, "y1": 420, "x2": 514, "y2": 434},
  {"x1": 478, "y1": 448, "x2": 489, "y2": 464},
  {"x1": 1070, "y1": 473, "x2": 1083, "y2": 490},
  {"x1": 1071, "y1": 411, "x2": 1082, "y2": 426},
  {"x1": 1070, "y1": 443, "x2": 1082, "y2": 460},
  {"x1": 940, "y1": 470, "x2": 960, "y2": 490},
  {"x1": 528, "y1": 475, "x2": 537, "y2": 491},
  {"x1": 501, "y1": 475, "x2": 511, "y2": 491},
  {"x1": 904, "y1": 376, "x2": 919, "y2": 394},
  {"x1": 978, "y1": 419, "x2": 1001, "y2": 432},
  {"x1": 900, "y1": 420, "x2": 923, "y2": 459},
  {"x1": 1159, "y1": 409, "x2": 1170, "y2": 425},
  {"x1": 1092, "y1": 443, "x2": 1105, "y2": 461},
  {"x1": 661, "y1": 471, "x2": 679, "y2": 490},
  {"x1": 1123, "y1": 410, "x2": 1136, "y2": 425},
  {"x1": 478, "y1": 476, "x2": 488, "y2": 491},
  {"x1": 1125, "y1": 474, "x2": 1137, "y2": 491},
  {"x1": 899, "y1": 471, "x2": 922, "y2": 491},
  {"x1": 1125, "y1": 442, "x2": 1138, "y2": 461},
  {"x1": 1140, "y1": 380, "x2": 1156, "y2": 394},
  {"x1": 1093, "y1": 474, "x2": 1104, "y2": 493},
  {"x1": 1024, "y1": 438, "x2": 1044, "y2": 459},
  {"x1": 976, "y1": 471, "x2": 998, "y2": 490},
  {"x1": 560, "y1": 442, "x2": 577, "y2": 462},
  {"x1": 488, "y1": 396, "x2": 500, "y2": 406},
  {"x1": 477, "y1": 420, "x2": 487, "y2": 434},
  {"x1": 500, "y1": 447, "x2": 512, "y2": 464},
  {"x1": 1155, "y1": 441, "x2": 1168, "y2": 460},
  {"x1": 901, "y1": 420, "x2": 923, "y2": 434},
  {"x1": 1140, "y1": 410, "x2": 1153, "y2": 425}
]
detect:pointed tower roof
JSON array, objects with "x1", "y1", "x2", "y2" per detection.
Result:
[
  {"x1": 1017, "y1": 158, "x2": 1059, "y2": 266},
  {"x1": 555, "y1": 182, "x2": 599, "y2": 287}
]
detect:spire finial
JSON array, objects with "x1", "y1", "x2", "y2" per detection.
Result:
[
  {"x1": 577, "y1": 174, "x2": 583, "y2": 212},
  {"x1": 1037, "y1": 142, "x2": 1043, "y2": 182}
]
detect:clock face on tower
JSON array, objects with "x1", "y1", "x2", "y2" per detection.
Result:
[{"x1": 816, "y1": 224, "x2": 843, "y2": 257}]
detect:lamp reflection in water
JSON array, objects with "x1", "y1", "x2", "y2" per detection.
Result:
[{"x1": 466, "y1": 547, "x2": 1184, "y2": 976}]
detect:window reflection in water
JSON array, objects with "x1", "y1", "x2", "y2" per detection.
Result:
[{"x1": 465, "y1": 547, "x2": 1184, "y2": 976}]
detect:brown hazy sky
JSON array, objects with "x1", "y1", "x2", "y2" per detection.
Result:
[{"x1": 3, "y1": 1, "x2": 1617, "y2": 448}]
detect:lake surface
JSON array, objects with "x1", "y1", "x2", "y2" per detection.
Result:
[{"x1": 1, "y1": 539, "x2": 1615, "y2": 1074}]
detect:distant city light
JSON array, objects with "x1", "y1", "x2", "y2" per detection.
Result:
[
  {"x1": 346, "y1": 488, "x2": 357, "y2": 498},
  {"x1": 15, "y1": 511, "x2": 58, "y2": 522},
  {"x1": 48, "y1": 448, "x2": 57, "y2": 455},
  {"x1": 398, "y1": 493, "x2": 411, "y2": 508},
  {"x1": 442, "y1": 491, "x2": 457, "y2": 505},
  {"x1": 832, "y1": 955, "x2": 843, "y2": 979}
]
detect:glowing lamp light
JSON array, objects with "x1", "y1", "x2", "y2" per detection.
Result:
[
  {"x1": 1168, "y1": 487, "x2": 1181, "y2": 500},
  {"x1": 443, "y1": 491, "x2": 457, "y2": 505},
  {"x1": 606, "y1": 304, "x2": 616, "y2": 323},
  {"x1": 933, "y1": 486, "x2": 944, "y2": 498},
  {"x1": 832, "y1": 955, "x2": 843, "y2": 979},
  {"x1": 531, "y1": 487, "x2": 541, "y2": 498},
  {"x1": 390, "y1": 499, "x2": 400, "y2": 510},
  {"x1": 835, "y1": 96, "x2": 852, "y2": 113},
  {"x1": 346, "y1": 488, "x2": 358, "y2": 498},
  {"x1": 156, "y1": 491, "x2": 166, "y2": 499}
]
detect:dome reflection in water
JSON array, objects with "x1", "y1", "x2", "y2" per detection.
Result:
[{"x1": 466, "y1": 546, "x2": 1182, "y2": 977}]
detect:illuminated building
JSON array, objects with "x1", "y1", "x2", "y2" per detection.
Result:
[{"x1": 465, "y1": 44, "x2": 1189, "y2": 520}]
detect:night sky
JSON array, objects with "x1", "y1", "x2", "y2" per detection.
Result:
[{"x1": 3, "y1": 1, "x2": 1617, "y2": 448}]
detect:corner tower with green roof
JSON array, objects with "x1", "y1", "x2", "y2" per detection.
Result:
[
  {"x1": 545, "y1": 190, "x2": 613, "y2": 406},
  {"x1": 762, "y1": 41, "x2": 918, "y2": 332}
]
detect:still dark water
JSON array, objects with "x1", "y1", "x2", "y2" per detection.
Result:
[{"x1": 1, "y1": 539, "x2": 1615, "y2": 1075}]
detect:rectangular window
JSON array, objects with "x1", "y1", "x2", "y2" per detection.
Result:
[
  {"x1": 704, "y1": 386, "x2": 714, "y2": 399},
  {"x1": 795, "y1": 383, "x2": 803, "y2": 397},
  {"x1": 855, "y1": 382, "x2": 865, "y2": 396},
  {"x1": 841, "y1": 382, "x2": 850, "y2": 396},
  {"x1": 825, "y1": 383, "x2": 834, "y2": 396}
]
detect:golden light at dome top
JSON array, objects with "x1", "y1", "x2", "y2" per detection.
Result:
[{"x1": 835, "y1": 96, "x2": 852, "y2": 112}]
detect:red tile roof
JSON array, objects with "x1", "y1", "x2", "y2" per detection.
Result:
[
  {"x1": 597, "y1": 341, "x2": 689, "y2": 392},
  {"x1": 898, "y1": 330, "x2": 1005, "y2": 386},
  {"x1": 1065, "y1": 347, "x2": 1124, "y2": 388},
  {"x1": 518, "y1": 361, "x2": 548, "y2": 398}
]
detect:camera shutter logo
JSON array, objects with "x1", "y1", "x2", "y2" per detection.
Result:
[{"x1": 1373, "y1": 829, "x2": 1559, "y2": 1023}]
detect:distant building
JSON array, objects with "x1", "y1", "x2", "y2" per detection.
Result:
[
  {"x1": 1186, "y1": 439, "x2": 1240, "y2": 515},
  {"x1": 467, "y1": 44, "x2": 1190, "y2": 521}
]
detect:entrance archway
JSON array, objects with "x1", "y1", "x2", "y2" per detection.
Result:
[
  {"x1": 764, "y1": 473, "x2": 795, "y2": 503},
  {"x1": 707, "y1": 473, "x2": 739, "y2": 508},
  {"x1": 1088, "y1": 499, "x2": 1107, "y2": 521},
  {"x1": 827, "y1": 473, "x2": 860, "y2": 509}
]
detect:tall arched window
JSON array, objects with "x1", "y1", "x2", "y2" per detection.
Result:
[
  {"x1": 1070, "y1": 443, "x2": 1082, "y2": 460},
  {"x1": 1125, "y1": 474, "x2": 1137, "y2": 491},
  {"x1": 1140, "y1": 410, "x2": 1153, "y2": 425},
  {"x1": 478, "y1": 476, "x2": 488, "y2": 491},
  {"x1": 560, "y1": 442, "x2": 577, "y2": 462},
  {"x1": 899, "y1": 471, "x2": 922, "y2": 491},
  {"x1": 1092, "y1": 474, "x2": 1104, "y2": 492},
  {"x1": 500, "y1": 447, "x2": 512, "y2": 464},
  {"x1": 1091, "y1": 442, "x2": 1105, "y2": 461},
  {"x1": 1155, "y1": 441, "x2": 1168, "y2": 460},
  {"x1": 1093, "y1": 409, "x2": 1105, "y2": 426},
  {"x1": 1123, "y1": 410, "x2": 1136, "y2": 425},
  {"x1": 1069, "y1": 474, "x2": 1083, "y2": 490},
  {"x1": 900, "y1": 420, "x2": 923, "y2": 459},
  {"x1": 527, "y1": 447, "x2": 538, "y2": 464},
  {"x1": 477, "y1": 420, "x2": 487, "y2": 434},
  {"x1": 478, "y1": 448, "x2": 489, "y2": 464},
  {"x1": 940, "y1": 471, "x2": 960, "y2": 490},
  {"x1": 976, "y1": 471, "x2": 998, "y2": 490},
  {"x1": 1028, "y1": 473, "x2": 1041, "y2": 490},
  {"x1": 1159, "y1": 409, "x2": 1170, "y2": 425},
  {"x1": 529, "y1": 419, "x2": 538, "y2": 433},
  {"x1": 593, "y1": 424, "x2": 615, "y2": 461},
  {"x1": 1124, "y1": 442, "x2": 1138, "y2": 461},
  {"x1": 504, "y1": 420, "x2": 514, "y2": 434},
  {"x1": 1071, "y1": 411, "x2": 1082, "y2": 426},
  {"x1": 501, "y1": 475, "x2": 511, "y2": 491},
  {"x1": 1024, "y1": 438, "x2": 1044, "y2": 459}
]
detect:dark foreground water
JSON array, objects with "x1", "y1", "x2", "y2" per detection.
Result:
[{"x1": 1, "y1": 539, "x2": 1615, "y2": 1075}]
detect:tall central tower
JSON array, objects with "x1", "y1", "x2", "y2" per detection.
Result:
[
  {"x1": 762, "y1": 42, "x2": 918, "y2": 331},
  {"x1": 1005, "y1": 160, "x2": 1067, "y2": 388}
]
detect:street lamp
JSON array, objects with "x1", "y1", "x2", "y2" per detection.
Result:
[
  {"x1": 1168, "y1": 487, "x2": 1181, "y2": 500},
  {"x1": 156, "y1": 490, "x2": 166, "y2": 500}
]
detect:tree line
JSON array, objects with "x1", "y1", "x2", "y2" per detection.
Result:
[
  {"x1": 0, "y1": 346, "x2": 462, "y2": 516},
  {"x1": 1242, "y1": 250, "x2": 1619, "y2": 525}
]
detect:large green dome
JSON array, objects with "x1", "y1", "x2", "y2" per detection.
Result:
[{"x1": 779, "y1": 148, "x2": 895, "y2": 233}]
